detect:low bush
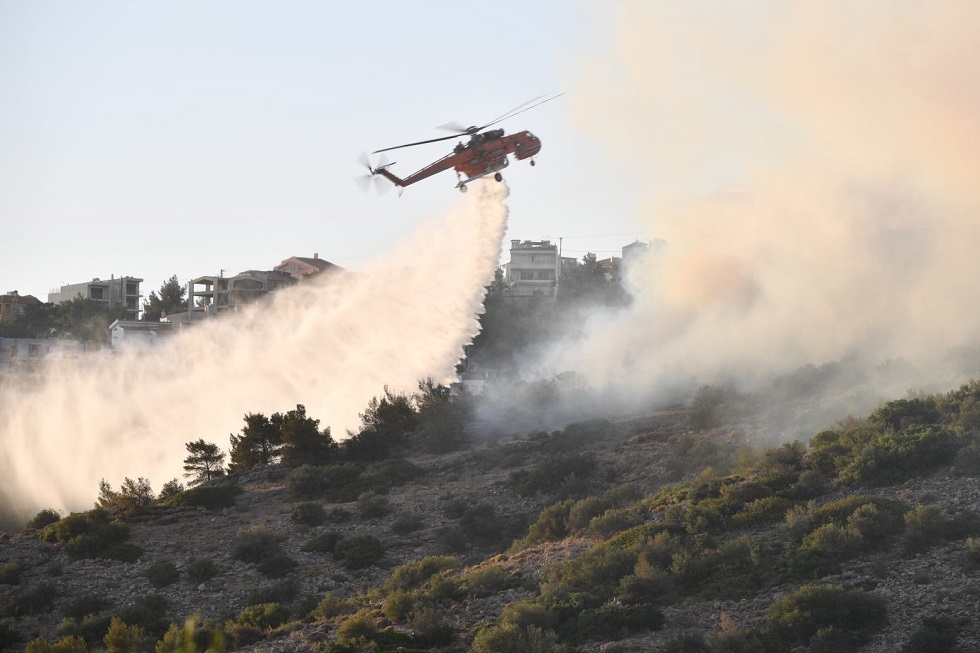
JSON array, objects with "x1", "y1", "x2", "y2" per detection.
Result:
[
  {"x1": 145, "y1": 562, "x2": 179, "y2": 588},
  {"x1": 334, "y1": 535, "x2": 384, "y2": 569},
  {"x1": 387, "y1": 555, "x2": 458, "y2": 591},
  {"x1": 247, "y1": 579, "x2": 299, "y2": 607},
  {"x1": 39, "y1": 509, "x2": 131, "y2": 560},
  {"x1": 116, "y1": 593, "x2": 170, "y2": 638},
  {"x1": 764, "y1": 584, "x2": 887, "y2": 651},
  {"x1": 104, "y1": 542, "x2": 143, "y2": 563},
  {"x1": 525, "y1": 500, "x2": 573, "y2": 545},
  {"x1": 510, "y1": 453, "x2": 597, "y2": 497},
  {"x1": 301, "y1": 532, "x2": 340, "y2": 554},
  {"x1": 0, "y1": 563, "x2": 21, "y2": 585},
  {"x1": 62, "y1": 593, "x2": 111, "y2": 622},
  {"x1": 660, "y1": 630, "x2": 711, "y2": 652},
  {"x1": 166, "y1": 485, "x2": 243, "y2": 510},
  {"x1": 357, "y1": 492, "x2": 392, "y2": 519},
  {"x1": 410, "y1": 606, "x2": 456, "y2": 647},
  {"x1": 24, "y1": 634, "x2": 89, "y2": 653},
  {"x1": 731, "y1": 497, "x2": 796, "y2": 528},
  {"x1": 470, "y1": 623, "x2": 558, "y2": 653},
  {"x1": 391, "y1": 513, "x2": 425, "y2": 534},
  {"x1": 313, "y1": 594, "x2": 359, "y2": 620},
  {"x1": 381, "y1": 589, "x2": 416, "y2": 622},
  {"x1": 291, "y1": 502, "x2": 325, "y2": 526},
  {"x1": 186, "y1": 557, "x2": 218, "y2": 583},
  {"x1": 901, "y1": 615, "x2": 960, "y2": 653},
  {"x1": 26, "y1": 509, "x2": 61, "y2": 530},
  {"x1": 368, "y1": 458, "x2": 426, "y2": 487},
  {"x1": 4, "y1": 583, "x2": 58, "y2": 617},
  {"x1": 232, "y1": 526, "x2": 297, "y2": 578},
  {"x1": 459, "y1": 503, "x2": 504, "y2": 543},
  {"x1": 237, "y1": 603, "x2": 288, "y2": 630},
  {"x1": 287, "y1": 463, "x2": 363, "y2": 500},
  {"x1": 461, "y1": 565, "x2": 513, "y2": 596}
]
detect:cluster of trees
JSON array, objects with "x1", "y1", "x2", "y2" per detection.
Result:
[{"x1": 465, "y1": 254, "x2": 632, "y2": 377}]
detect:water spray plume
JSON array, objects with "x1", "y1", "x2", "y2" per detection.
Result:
[{"x1": 0, "y1": 180, "x2": 509, "y2": 523}]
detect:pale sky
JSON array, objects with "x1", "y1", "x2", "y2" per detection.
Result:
[{"x1": 0, "y1": 0, "x2": 645, "y2": 301}]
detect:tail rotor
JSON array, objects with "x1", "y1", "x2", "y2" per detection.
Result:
[{"x1": 354, "y1": 152, "x2": 396, "y2": 196}]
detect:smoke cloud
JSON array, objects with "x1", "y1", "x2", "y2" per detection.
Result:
[
  {"x1": 0, "y1": 180, "x2": 509, "y2": 524},
  {"x1": 540, "y1": 1, "x2": 980, "y2": 433}
]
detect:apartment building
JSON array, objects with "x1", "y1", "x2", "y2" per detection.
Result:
[{"x1": 48, "y1": 276, "x2": 143, "y2": 320}]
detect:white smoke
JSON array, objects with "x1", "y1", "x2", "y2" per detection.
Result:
[
  {"x1": 0, "y1": 180, "x2": 509, "y2": 521},
  {"x1": 528, "y1": 1, "x2": 980, "y2": 435}
]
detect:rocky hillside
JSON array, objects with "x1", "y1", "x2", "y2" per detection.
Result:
[{"x1": 4, "y1": 385, "x2": 980, "y2": 653}]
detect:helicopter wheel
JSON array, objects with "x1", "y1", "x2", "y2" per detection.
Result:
[
  {"x1": 494, "y1": 172, "x2": 503, "y2": 182},
  {"x1": 530, "y1": 159, "x2": 536, "y2": 167},
  {"x1": 459, "y1": 185, "x2": 468, "y2": 193}
]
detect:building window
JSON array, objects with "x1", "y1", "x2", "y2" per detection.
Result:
[
  {"x1": 520, "y1": 271, "x2": 536, "y2": 281},
  {"x1": 126, "y1": 283, "x2": 138, "y2": 295}
]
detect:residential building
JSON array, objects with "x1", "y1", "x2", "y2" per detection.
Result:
[
  {"x1": 48, "y1": 276, "x2": 143, "y2": 320},
  {"x1": 109, "y1": 320, "x2": 175, "y2": 349},
  {"x1": 504, "y1": 240, "x2": 560, "y2": 299},
  {"x1": 275, "y1": 253, "x2": 338, "y2": 280},
  {"x1": 0, "y1": 291, "x2": 42, "y2": 322},
  {"x1": 186, "y1": 269, "x2": 297, "y2": 318}
]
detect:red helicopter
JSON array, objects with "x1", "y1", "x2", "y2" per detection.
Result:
[{"x1": 356, "y1": 94, "x2": 563, "y2": 194}]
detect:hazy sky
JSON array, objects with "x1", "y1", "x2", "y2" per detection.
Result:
[{"x1": 0, "y1": 0, "x2": 645, "y2": 300}]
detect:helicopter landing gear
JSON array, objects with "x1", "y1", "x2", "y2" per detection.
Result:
[
  {"x1": 494, "y1": 172, "x2": 503, "y2": 182},
  {"x1": 459, "y1": 185, "x2": 468, "y2": 193},
  {"x1": 530, "y1": 159, "x2": 536, "y2": 167}
]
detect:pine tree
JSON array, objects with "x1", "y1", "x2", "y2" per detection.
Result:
[{"x1": 183, "y1": 439, "x2": 226, "y2": 487}]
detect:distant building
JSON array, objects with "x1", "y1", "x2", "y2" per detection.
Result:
[
  {"x1": 596, "y1": 256, "x2": 622, "y2": 282},
  {"x1": 504, "y1": 240, "x2": 560, "y2": 299},
  {"x1": 186, "y1": 269, "x2": 297, "y2": 318},
  {"x1": 0, "y1": 291, "x2": 42, "y2": 322},
  {"x1": 109, "y1": 320, "x2": 175, "y2": 350},
  {"x1": 450, "y1": 372, "x2": 488, "y2": 396},
  {"x1": 48, "y1": 276, "x2": 143, "y2": 320},
  {"x1": 275, "y1": 253, "x2": 338, "y2": 280}
]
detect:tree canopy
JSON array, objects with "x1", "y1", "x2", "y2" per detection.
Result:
[{"x1": 142, "y1": 276, "x2": 186, "y2": 322}]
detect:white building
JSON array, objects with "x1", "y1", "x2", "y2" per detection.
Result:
[
  {"x1": 48, "y1": 276, "x2": 143, "y2": 320},
  {"x1": 504, "y1": 240, "x2": 559, "y2": 299},
  {"x1": 109, "y1": 320, "x2": 175, "y2": 350}
]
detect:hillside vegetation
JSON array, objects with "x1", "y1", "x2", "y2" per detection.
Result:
[{"x1": 4, "y1": 380, "x2": 980, "y2": 652}]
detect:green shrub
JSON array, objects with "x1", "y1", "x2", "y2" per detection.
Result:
[
  {"x1": 525, "y1": 500, "x2": 573, "y2": 545},
  {"x1": 27, "y1": 509, "x2": 62, "y2": 530},
  {"x1": 336, "y1": 609, "x2": 378, "y2": 643},
  {"x1": 0, "y1": 563, "x2": 21, "y2": 585},
  {"x1": 659, "y1": 629, "x2": 711, "y2": 653},
  {"x1": 510, "y1": 453, "x2": 597, "y2": 497},
  {"x1": 381, "y1": 589, "x2": 416, "y2": 622},
  {"x1": 103, "y1": 616, "x2": 143, "y2": 653},
  {"x1": 731, "y1": 497, "x2": 796, "y2": 528},
  {"x1": 459, "y1": 503, "x2": 503, "y2": 543},
  {"x1": 470, "y1": 623, "x2": 558, "y2": 653},
  {"x1": 5, "y1": 583, "x2": 58, "y2": 617},
  {"x1": 166, "y1": 485, "x2": 242, "y2": 510},
  {"x1": 812, "y1": 495, "x2": 908, "y2": 529},
  {"x1": 334, "y1": 535, "x2": 384, "y2": 569},
  {"x1": 461, "y1": 565, "x2": 513, "y2": 596},
  {"x1": 499, "y1": 601, "x2": 558, "y2": 631},
  {"x1": 232, "y1": 526, "x2": 296, "y2": 577},
  {"x1": 314, "y1": 595, "x2": 358, "y2": 620},
  {"x1": 56, "y1": 612, "x2": 113, "y2": 646},
  {"x1": 24, "y1": 634, "x2": 88, "y2": 653},
  {"x1": 246, "y1": 579, "x2": 299, "y2": 607},
  {"x1": 542, "y1": 544, "x2": 636, "y2": 601},
  {"x1": 765, "y1": 584, "x2": 887, "y2": 650},
  {"x1": 356, "y1": 492, "x2": 392, "y2": 518},
  {"x1": 369, "y1": 458, "x2": 426, "y2": 486},
  {"x1": 387, "y1": 555, "x2": 459, "y2": 591},
  {"x1": 901, "y1": 615, "x2": 959, "y2": 653},
  {"x1": 237, "y1": 603, "x2": 288, "y2": 630},
  {"x1": 145, "y1": 562, "x2": 179, "y2": 588},
  {"x1": 802, "y1": 523, "x2": 862, "y2": 561},
  {"x1": 301, "y1": 532, "x2": 340, "y2": 554},
  {"x1": 291, "y1": 502, "x2": 325, "y2": 526},
  {"x1": 846, "y1": 503, "x2": 902, "y2": 547},
  {"x1": 410, "y1": 606, "x2": 456, "y2": 647},
  {"x1": 186, "y1": 557, "x2": 218, "y2": 583},
  {"x1": 589, "y1": 508, "x2": 642, "y2": 538},
  {"x1": 104, "y1": 543, "x2": 143, "y2": 563},
  {"x1": 840, "y1": 427, "x2": 958, "y2": 484},
  {"x1": 565, "y1": 603, "x2": 665, "y2": 643},
  {"x1": 287, "y1": 462, "x2": 364, "y2": 500},
  {"x1": 116, "y1": 593, "x2": 169, "y2": 638},
  {"x1": 567, "y1": 496, "x2": 611, "y2": 532},
  {"x1": 62, "y1": 593, "x2": 111, "y2": 621},
  {"x1": 39, "y1": 509, "x2": 131, "y2": 560},
  {"x1": 391, "y1": 513, "x2": 425, "y2": 534}
]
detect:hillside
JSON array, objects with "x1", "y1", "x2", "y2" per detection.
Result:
[{"x1": 4, "y1": 384, "x2": 980, "y2": 652}]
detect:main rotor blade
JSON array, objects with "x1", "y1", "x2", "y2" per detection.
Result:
[
  {"x1": 356, "y1": 151, "x2": 372, "y2": 172},
  {"x1": 373, "y1": 132, "x2": 460, "y2": 154},
  {"x1": 479, "y1": 92, "x2": 565, "y2": 131},
  {"x1": 436, "y1": 121, "x2": 474, "y2": 134}
]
